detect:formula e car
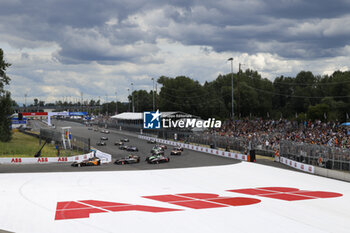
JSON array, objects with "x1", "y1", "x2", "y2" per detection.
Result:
[
  {"x1": 146, "y1": 155, "x2": 170, "y2": 164},
  {"x1": 96, "y1": 141, "x2": 106, "y2": 146},
  {"x1": 121, "y1": 138, "x2": 129, "y2": 142},
  {"x1": 151, "y1": 148, "x2": 165, "y2": 156},
  {"x1": 170, "y1": 149, "x2": 182, "y2": 155},
  {"x1": 119, "y1": 145, "x2": 128, "y2": 150},
  {"x1": 151, "y1": 145, "x2": 164, "y2": 153},
  {"x1": 115, "y1": 141, "x2": 124, "y2": 146},
  {"x1": 126, "y1": 146, "x2": 138, "y2": 152},
  {"x1": 147, "y1": 139, "x2": 156, "y2": 144},
  {"x1": 114, "y1": 155, "x2": 140, "y2": 165},
  {"x1": 157, "y1": 144, "x2": 167, "y2": 150},
  {"x1": 173, "y1": 146, "x2": 183, "y2": 151},
  {"x1": 71, "y1": 157, "x2": 101, "y2": 167},
  {"x1": 100, "y1": 136, "x2": 108, "y2": 140}
]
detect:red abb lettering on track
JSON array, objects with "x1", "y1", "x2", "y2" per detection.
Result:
[
  {"x1": 227, "y1": 187, "x2": 342, "y2": 201},
  {"x1": 55, "y1": 187, "x2": 342, "y2": 221},
  {"x1": 143, "y1": 193, "x2": 260, "y2": 209}
]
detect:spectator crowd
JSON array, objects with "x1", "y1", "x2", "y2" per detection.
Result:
[{"x1": 212, "y1": 118, "x2": 350, "y2": 150}]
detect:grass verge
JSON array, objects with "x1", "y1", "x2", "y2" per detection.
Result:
[{"x1": 0, "y1": 131, "x2": 81, "y2": 157}]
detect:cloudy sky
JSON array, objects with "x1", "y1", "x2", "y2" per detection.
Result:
[{"x1": 1, "y1": 0, "x2": 350, "y2": 105}]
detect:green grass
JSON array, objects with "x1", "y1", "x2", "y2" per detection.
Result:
[{"x1": 0, "y1": 131, "x2": 80, "y2": 157}]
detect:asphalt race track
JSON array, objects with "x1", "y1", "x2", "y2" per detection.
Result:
[
  {"x1": 0, "y1": 120, "x2": 241, "y2": 173},
  {"x1": 2, "y1": 120, "x2": 350, "y2": 233}
]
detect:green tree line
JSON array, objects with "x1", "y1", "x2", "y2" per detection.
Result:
[{"x1": 129, "y1": 70, "x2": 350, "y2": 122}]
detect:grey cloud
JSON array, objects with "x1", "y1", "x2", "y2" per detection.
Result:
[{"x1": 1, "y1": 0, "x2": 350, "y2": 63}]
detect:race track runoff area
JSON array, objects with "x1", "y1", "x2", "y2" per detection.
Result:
[{"x1": 0, "y1": 162, "x2": 349, "y2": 233}]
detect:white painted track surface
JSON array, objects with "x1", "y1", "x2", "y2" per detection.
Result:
[{"x1": 0, "y1": 162, "x2": 349, "y2": 233}]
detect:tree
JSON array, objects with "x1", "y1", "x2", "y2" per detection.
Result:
[
  {"x1": 0, "y1": 49, "x2": 11, "y2": 92},
  {"x1": 307, "y1": 103, "x2": 330, "y2": 121},
  {"x1": 131, "y1": 90, "x2": 153, "y2": 112},
  {"x1": 0, "y1": 48, "x2": 12, "y2": 142},
  {"x1": 0, "y1": 92, "x2": 12, "y2": 141},
  {"x1": 158, "y1": 76, "x2": 207, "y2": 117}
]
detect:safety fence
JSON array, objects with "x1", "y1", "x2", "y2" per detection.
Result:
[
  {"x1": 174, "y1": 132, "x2": 350, "y2": 172},
  {"x1": 40, "y1": 128, "x2": 90, "y2": 153},
  {"x1": 280, "y1": 140, "x2": 350, "y2": 171},
  {"x1": 182, "y1": 133, "x2": 276, "y2": 157}
]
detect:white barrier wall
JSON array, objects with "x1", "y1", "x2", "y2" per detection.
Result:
[
  {"x1": 0, "y1": 150, "x2": 112, "y2": 164},
  {"x1": 0, "y1": 156, "x2": 76, "y2": 164},
  {"x1": 95, "y1": 150, "x2": 112, "y2": 164},
  {"x1": 138, "y1": 135, "x2": 248, "y2": 161},
  {"x1": 279, "y1": 157, "x2": 315, "y2": 173}
]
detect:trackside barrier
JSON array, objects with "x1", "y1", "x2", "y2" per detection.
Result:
[
  {"x1": 0, "y1": 150, "x2": 112, "y2": 164},
  {"x1": 279, "y1": 157, "x2": 315, "y2": 174},
  {"x1": 138, "y1": 135, "x2": 248, "y2": 161},
  {"x1": 314, "y1": 166, "x2": 350, "y2": 182},
  {"x1": 95, "y1": 150, "x2": 112, "y2": 164}
]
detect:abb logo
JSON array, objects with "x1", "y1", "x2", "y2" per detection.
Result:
[
  {"x1": 11, "y1": 158, "x2": 22, "y2": 163},
  {"x1": 58, "y1": 157, "x2": 68, "y2": 162},
  {"x1": 227, "y1": 187, "x2": 341, "y2": 201},
  {"x1": 55, "y1": 187, "x2": 342, "y2": 221},
  {"x1": 37, "y1": 158, "x2": 48, "y2": 163}
]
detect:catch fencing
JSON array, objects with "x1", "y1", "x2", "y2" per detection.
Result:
[
  {"x1": 40, "y1": 128, "x2": 90, "y2": 153},
  {"x1": 168, "y1": 132, "x2": 350, "y2": 172},
  {"x1": 280, "y1": 140, "x2": 350, "y2": 171},
  {"x1": 182, "y1": 133, "x2": 275, "y2": 156}
]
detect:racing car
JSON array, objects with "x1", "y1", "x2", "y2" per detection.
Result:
[
  {"x1": 114, "y1": 155, "x2": 140, "y2": 165},
  {"x1": 173, "y1": 146, "x2": 183, "y2": 151},
  {"x1": 126, "y1": 146, "x2": 138, "y2": 152},
  {"x1": 115, "y1": 141, "x2": 124, "y2": 146},
  {"x1": 151, "y1": 149, "x2": 164, "y2": 156},
  {"x1": 157, "y1": 144, "x2": 167, "y2": 150},
  {"x1": 146, "y1": 154, "x2": 170, "y2": 164},
  {"x1": 96, "y1": 141, "x2": 106, "y2": 146},
  {"x1": 147, "y1": 139, "x2": 156, "y2": 144},
  {"x1": 119, "y1": 145, "x2": 128, "y2": 150},
  {"x1": 151, "y1": 145, "x2": 164, "y2": 153},
  {"x1": 170, "y1": 148, "x2": 182, "y2": 155},
  {"x1": 71, "y1": 157, "x2": 101, "y2": 167},
  {"x1": 100, "y1": 136, "x2": 108, "y2": 140},
  {"x1": 121, "y1": 138, "x2": 129, "y2": 142}
]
